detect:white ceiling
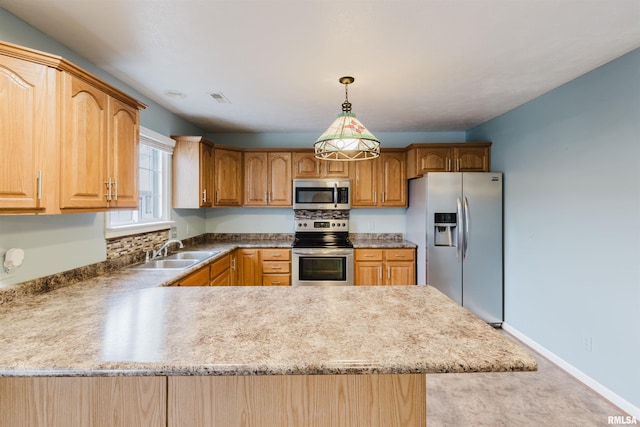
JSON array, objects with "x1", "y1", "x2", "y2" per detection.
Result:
[{"x1": 2, "y1": 0, "x2": 639, "y2": 134}]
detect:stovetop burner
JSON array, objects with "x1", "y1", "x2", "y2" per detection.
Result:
[{"x1": 292, "y1": 232, "x2": 353, "y2": 249}]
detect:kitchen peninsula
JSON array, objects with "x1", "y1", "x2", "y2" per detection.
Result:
[{"x1": 0, "y1": 246, "x2": 536, "y2": 426}]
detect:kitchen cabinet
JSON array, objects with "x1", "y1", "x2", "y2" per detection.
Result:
[
  {"x1": 213, "y1": 147, "x2": 243, "y2": 206},
  {"x1": 406, "y1": 143, "x2": 491, "y2": 178},
  {"x1": 261, "y1": 249, "x2": 291, "y2": 286},
  {"x1": 292, "y1": 151, "x2": 350, "y2": 179},
  {"x1": 172, "y1": 136, "x2": 215, "y2": 208},
  {"x1": 0, "y1": 40, "x2": 145, "y2": 214},
  {"x1": 243, "y1": 151, "x2": 292, "y2": 207},
  {"x1": 350, "y1": 151, "x2": 406, "y2": 208},
  {"x1": 173, "y1": 254, "x2": 231, "y2": 287},
  {"x1": 354, "y1": 248, "x2": 415, "y2": 285},
  {"x1": 0, "y1": 54, "x2": 57, "y2": 212},
  {"x1": 60, "y1": 81, "x2": 140, "y2": 210},
  {"x1": 237, "y1": 248, "x2": 261, "y2": 286}
]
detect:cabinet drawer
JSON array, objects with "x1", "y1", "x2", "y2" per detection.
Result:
[
  {"x1": 261, "y1": 249, "x2": 291, "y2": 261},
  {"x1": 385, "y1": 249, "x2": 415, "y2": 261},
  {"x1": 355, "y1": 249, "x2": 383, "y2": 261},
  {"x1": 262, "y1": 275, "x2": 291, "y2": 286},
  {"x1": 210, "y1": 254, "x2": 230, "y2": 278},
  {"x1": 176, "y1": 266, "x2": 210, "y2": 286},
  {"x1": 262, "y1": 261, "x2": 290, "y2": 274}
]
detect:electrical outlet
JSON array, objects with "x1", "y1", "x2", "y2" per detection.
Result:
[{"x1": 171, "y1": 227, "x2": 178, "y2": 238}]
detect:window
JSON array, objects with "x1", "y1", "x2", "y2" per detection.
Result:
[{"x1": 105, "y1": 127, "x2": 175, "y2": 238}]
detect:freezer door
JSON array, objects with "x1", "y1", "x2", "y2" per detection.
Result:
[
  {"x1": 462, "y1": 173, "x2": 503, "y2": 324},
  {"x1": 427, "y1": 173, "x2": 463, "y2": 304}
]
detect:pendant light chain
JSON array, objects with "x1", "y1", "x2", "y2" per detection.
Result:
[{"x1": 342, "y1": 81, "x2": 352, "y2": 113}]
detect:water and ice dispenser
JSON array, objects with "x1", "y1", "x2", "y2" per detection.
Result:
[{"x1": 434, "y1": 213, "x2": 457, "y2": 247}]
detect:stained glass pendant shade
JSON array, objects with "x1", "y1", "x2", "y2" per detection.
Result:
[{"x1": 314, "y1": 76, "x2": 381, "y2": 161}]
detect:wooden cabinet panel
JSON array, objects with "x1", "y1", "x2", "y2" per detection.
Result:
[
  {"x1": 237, "y1": 248, "x2": 261, "y2": 286},
  {"x1": 108, "y1": 97, "x2": 139, "y2": 209},
  {"x1": 354, "y1": 248, "x2": 416, "y2": 285},
  {"x1": 351, "y1": 152, "x2": 406, "y2": 207},
  {"x1": 243, "y1": 152, "x2": 291, "y2": 207},
  {"x1": 209, "y1": 254, "x2": 230, "y2": 286},
  {"x1": 0, "y1": 55, "x2": 56, "y2": 212},
  {"x1": 167, "y1": 374, "x2": 425, "y2": 427},
  {"x1": 293, "y1": 151, "x2": 349, "y2": 179},
  {"x1": 0, "y1": 376, "x2": 166, "y2": 427},
  {"x1": 172, "y1": 136, "x2": 214, "y2": 208},
  {"x1": 214, "y1": 147, "x2": 242, "y2": 206},
  {"x1": 175, "y1": 266, "x2": 210, "y2": 287},
  {"x1": 407, "y1": 143, "x2": 491, "y2": 178},
  {"x1": 267, "y1": 152, "x2": 292, "y2": 206},
  {"x1": 454, "y1": 145, "x2": 490, "y2": 172},
  {"x1": 261, "y1": 248, "x2": 291, "y2": 286},
  {"x1": 59, "y1": 74, "x2": 109, "y2": 209}
]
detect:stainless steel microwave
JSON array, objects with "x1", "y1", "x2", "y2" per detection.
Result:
[{"x1": 293, "y1": 179, "x2": 350, "y2": 210}]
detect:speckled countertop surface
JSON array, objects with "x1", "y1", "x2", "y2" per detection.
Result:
[{"x1": 0, "y1": 241, "x2": 535, "y2": 377}]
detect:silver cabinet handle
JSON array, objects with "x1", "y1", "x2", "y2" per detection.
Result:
[
  {"x1": 457, "y1": 158, "x2": 461, "y2": 171},
  {"x1": 382, "y1": 192, "x2": 385, "y2": 204},
  {"x1": 271, "y1": 253, "x2": 282, "y2": 257},
  {"x1": 37, "y1": 170, "x2": 42, "y2": 200},
  {"x1": 334, "y1": 182, "x2": 338, "y2": 208},
  {"x1": 202, "y1": 189, "x2": 207, "y2": 202},
  {"x1": 394, "y1": 253, "x2": 405, "y2": 257},
  {"x1": 387, "y1": 266, "x2": 390, "y2": 279},
  {"x1": 374, "y1": 192, "x2": 377, "y2": 203},
  {"x1": 448, "y1": 158, "x2": 452, "y2": 171},
  {"x1": 379, "y1": 266, "x2": 382, "y2": 279},
  {"x1": 271, "y1": 266, "x2": 282, "y2": 270}
]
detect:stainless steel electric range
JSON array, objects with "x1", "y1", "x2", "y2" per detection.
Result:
[{"x1": 292, "y1": 210, "x2": 354, "y2": 286}]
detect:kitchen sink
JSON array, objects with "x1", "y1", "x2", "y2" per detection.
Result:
[
  {"x1": 128, "y1": 259, "x2": 199, "y2": 270},
  {"x1": 164, "y1": 250, "x2": 220, "y2": 261}
]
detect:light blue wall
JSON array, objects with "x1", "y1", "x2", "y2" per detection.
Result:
[
  {"x1": 467, "y1": 49, "x2": 640, "y2": 409},
  {"x1": 209, "y1": 131, "x2": 466, "y2": 148},
  {"x1": 0, "y1": 8, "x2": 206, "y2": 286}
]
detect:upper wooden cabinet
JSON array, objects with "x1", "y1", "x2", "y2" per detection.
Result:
[
  {"x1": 292, "y1": 151, "x2": 350, "y2": 179},
  {"x1": 406, "y1": 143, "x2": 491, "y2": 178},
  {"x1": 244, "y1": 151, "x2": 292, "y2": 207},
  {"x1": 172, "y1": 136, "x2": 215, "y2": 208},
  {"x1": 214, "y1": 147, "x2": 243, "y2": 206},
  {"x1": 350, "y1": 151, "x2": 406, "y2": 208},
  {"x1": 0, "y1": 41, "x2": 145, "y2": 214}
]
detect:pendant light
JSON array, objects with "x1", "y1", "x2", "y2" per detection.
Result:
[{"x1": 314, "y1": 76, "x2": 381, "y2": 161}]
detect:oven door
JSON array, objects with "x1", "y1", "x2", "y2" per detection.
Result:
[{"x1": 292, "y1": 248, "x2": 354, "y2": 286}]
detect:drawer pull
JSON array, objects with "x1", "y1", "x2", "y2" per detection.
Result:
[
  {"x1": 271, "y1": 254, "x2": 282, "y2": 257},
  {"x1": 272, "y1": 281, "x2": 281, "y2": 285},
  {"x1": 364, "y1": 254, "x2": 375, "y2": 257},
  {"x1": 394, "y1": 254, "x2": 406, "y2": 257},
  {"x1": 271, "y1": 266, "x2": 282, "y2": 270}
]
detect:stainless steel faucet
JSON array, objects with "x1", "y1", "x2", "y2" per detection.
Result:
[{"x1": 151, "y1": 239, "x2": 184, "y2": 259}]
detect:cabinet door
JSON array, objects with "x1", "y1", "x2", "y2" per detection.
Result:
[
  {"x1": 379, "y1": 152, "x2": 406, "y2": 207},
  {"x1": 453, "y1": 146, "x2": 489, "y2": 172},
  {"x1": 416, "y1": 147, "x2": 451, "y2": 174},
  {"x1": 199, "y1": 143, "x2": 215, "y2": 207},
  {"x1": 293, "y1": 152, "x2": 321, "y2": 178},
  {"x1": 243, "y1": 152, "x2": 268, "y2": 206},
  {"x1": 60, "y1": 74, "x2": 109, "y2": 209},
  {"x1": 0, "y1": 56, "x2": 55, "y2": 212},
  {"x1": 214, "y1": 148, "x2": 242, "y2": 206},
  {"x1": 385, "y1": 262, "x2": 416, "y2": 285},
  {"x1": 267, "y1": 152, "x2": 292, "y2": 206},
  {"x1": 237, "y1": 248, "x2": 261, "y2": 285},
  {"x1": 355, "y1": 262, "x2": 383, "y2": 286},
  {"x1": 350, "y1": 159, "x2": 378, "y2": 207},
  {"x1": 108, "y1": 97, "x2": 139, "y2": 209},
  {"x1": 323, "y1": 159, "x2": 350, "y2": 178}
]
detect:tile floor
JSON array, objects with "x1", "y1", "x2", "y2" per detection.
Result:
[{"x1": 426, "y1": 331, "x2": 631, "y2": 426}]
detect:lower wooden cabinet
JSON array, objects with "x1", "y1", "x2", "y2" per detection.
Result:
[
  {"x1": 354, "y1": 248, "x2": 416, "y2": 285},
  {"x1": 172, "y1": 254, "x2": 232, "y2": 286},
  {"x1": 236, "y1": 248, "x2": 261, "y2": 285},
  {"x1": 0, "y1": 376, "x2": 166, "y2": 427},
  {"x1": 260, "y1": 248, "x2": 291, "y2": 286}
]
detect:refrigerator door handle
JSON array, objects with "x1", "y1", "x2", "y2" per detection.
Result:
[
  {"x1": 456, "y1": 197, "x2": 463, "y2": 261},
  {"x1": 463, "y1": 196, "x2": 470, "y2": 260}
]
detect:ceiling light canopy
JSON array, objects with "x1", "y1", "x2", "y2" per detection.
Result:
[{"x1": 314, "y1": 76, "x2": 380, "y2": 161}]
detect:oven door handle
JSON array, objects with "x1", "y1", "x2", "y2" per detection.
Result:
[
  {"x1": 293, "y1": 248, "x2": 354, "y2": 256},
  {"x1": 334, "y1": 183, "x2": 338, "y2": 208}
]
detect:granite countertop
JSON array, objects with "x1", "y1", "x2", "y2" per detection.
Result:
[{"x1": 0, "y1": 249, "x2": 536, "y2": 377}]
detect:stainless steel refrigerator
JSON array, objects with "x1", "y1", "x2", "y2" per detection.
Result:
[{"x1": 406, "y1": 173, "x2": 503, "y2": 325}]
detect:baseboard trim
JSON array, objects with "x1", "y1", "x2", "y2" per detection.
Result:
[{"x1": 502, "y1": 322, "x2": 640, "y2": 419}]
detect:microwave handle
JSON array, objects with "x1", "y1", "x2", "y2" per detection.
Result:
[{"x1": 334, "y1": 183, "x2": 338, "y2": 208}]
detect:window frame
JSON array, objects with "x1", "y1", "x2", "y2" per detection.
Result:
[{"x1": 104, "y1": 126, "x2": 175, "y2": 239}]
